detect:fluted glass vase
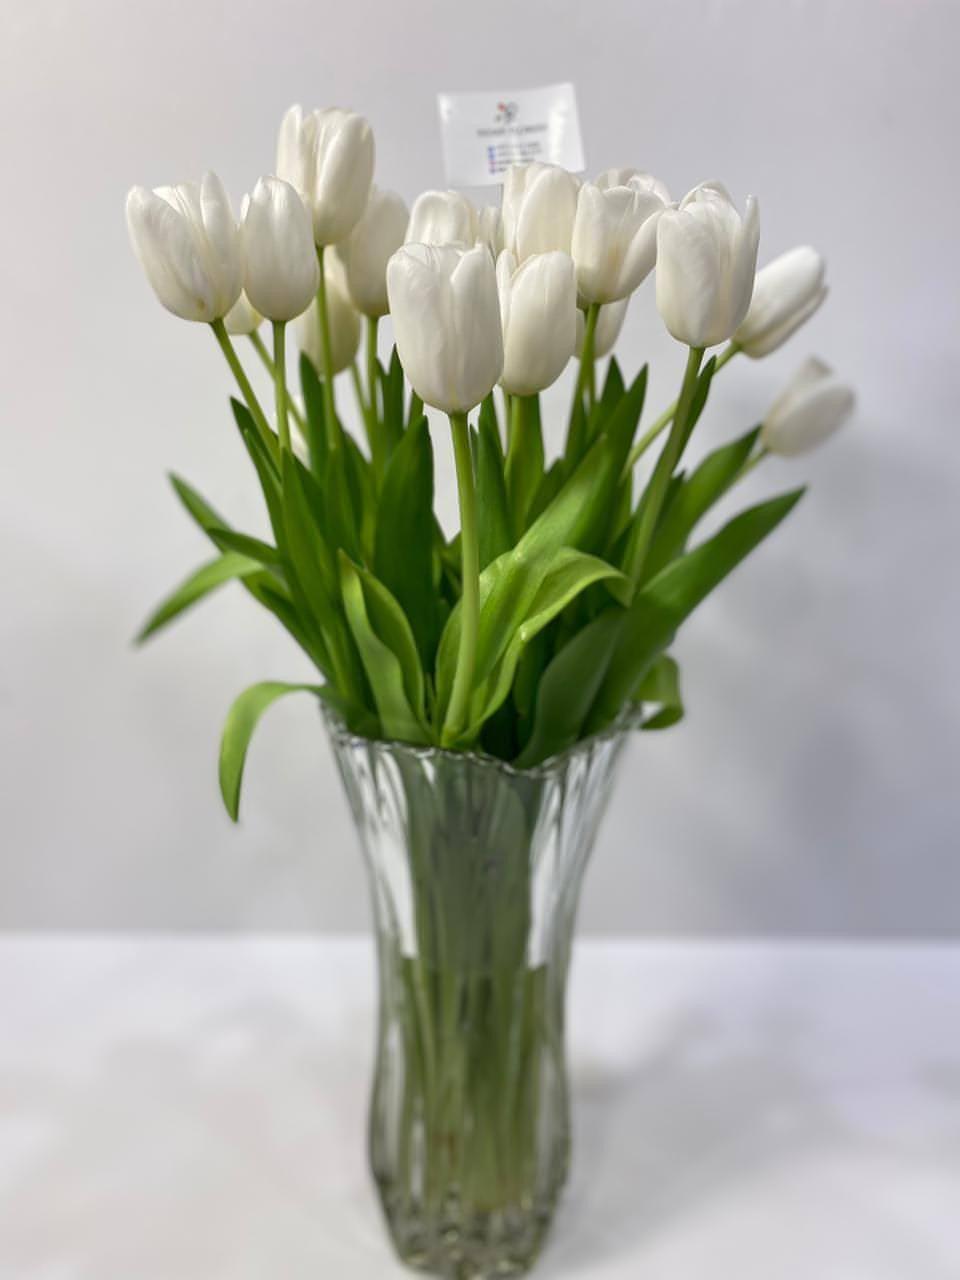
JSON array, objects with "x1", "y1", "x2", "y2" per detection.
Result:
[{"x1": 326, "y1": 710, "x2": 631, "y2": 1279}]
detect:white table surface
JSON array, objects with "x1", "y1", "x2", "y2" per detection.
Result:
[{"x1": 0, "y1": 938, "x2": 957, "y2": 1279}]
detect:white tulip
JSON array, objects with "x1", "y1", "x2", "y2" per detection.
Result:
[
  {"x1": 735, "y1": 246, "x2": 827, "y2": 357},
  {"x1": 595, "y1": 167, "x2": 672, "y2": 205},
  {"x1": 223, "y1": 292, "x2": 262, "y2": 335},
  {"x1": 761, "y1": 357, "x2": 855, "y2": 456},
  {"x1": 387, "y1": 244, "x2": 503, "y2": 413},
  {"x1": 476, "y1": 205, "x2": 504, "y2": 256},
  {"x1": 496, "y1": 251, "x2": 577, "y2": 397},
  {"x1": 337, "y1": 186, "x2": 408, "y2": 317},
  {"x1": 501, "y1": 162, "x2": 580, "y2": 262},
  {"x1": 405, "y1": 189, "x2": 477, "y2": 247},
  {"x1": 576, "y1": 297, "x2": 629, "y2": 360},
  {"x1": 276, "y1": 104, "x2": 375, "y2": 246},
  {"x1": 241, "y1": 177, "x2": 319, "y2": 323},
  {"x1": 656, "y1": 181, "x2": 760, "y2": 348},
  {"x1": 296, "y1": 254, "x2": 361, "y2": 375},
  {"x1": 125, "y1": 172, "x2": 242, "y2": 322},
  {"x1": 572, "y1": 182, "x2": 667, "y2": 305}
]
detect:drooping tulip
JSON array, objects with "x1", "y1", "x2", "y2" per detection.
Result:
[
  {"x1": 405, "y1": 189, "x2": 477, "y2": 247},
  {"x1": 241, "y1": 177, "x2": 319, "y2": 322},
  {"x1": 223, "y1": 291, "x2": 262, "y2": 336},
  {"x1": 276, "y1": 104, "x2": 375, "y2": 246},
  {"x1": 496, "y1": 251, "x2": 577, "y2": 396},
  {"x1": 125, "y1": 172, "x2": 242, "y2": 322},
  {"x1": 296, "y1": 254, "x2": 361, "y2": 375},
  {"x1": 656, "y1": 181, "x2": 760, "y2": 348},
  {"x1": 386, "y1": 244, "x2": 503, "y2": 413},
  {"x1": 735, "y1": 246, "x2": 827, "y2": 357},
  {"x1": 501, "y1": 162, "x2": 580, "y2": 262},
  {"x1": 761, "y1": 357, "x2": 855, "y2": 456},
  {"x1": 571, "y1": 182, "x2": 667, "y2": 304},
  {"x1": 337, "y1": 186, "x2": 408, "y2": 317},
  {"x1": 595, "y1": 168, "x2": 672, "y2": 205},
  {"x1": 576, "y1": 297, "x2": 629, "y2": 360}
]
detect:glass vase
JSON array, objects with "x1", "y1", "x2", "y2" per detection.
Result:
[{"x1": 326, "y1": 710, "x2": 631, "y2": 1279}]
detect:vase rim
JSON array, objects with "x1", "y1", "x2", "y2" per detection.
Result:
[{"x1": 321, "y1": 702, "x2": 642, "y2": 780}]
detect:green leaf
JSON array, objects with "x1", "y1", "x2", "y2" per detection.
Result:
[
  {"x1": 634, "y1": 654, "x2": 684, "y2": 729},
  {"x1": 324, "y1": 443, "x2": 364, "y2": 564},
  {"x1": 515, "y1": 609, "x2": 625, "y2": 767},
  {"x1": 478, "y1": 393, "x2": 502, "y2": 458},
  {"x1": 338, "y1": 552, "x2": 429, "y2": 744},
  {"x1": 380, "y1": 348, "x2": 405, "y2": 455},
  {"x1": 280, "y1": 450, "x2": 336, "y2": 601},
  {"x1": 434, "y1": 435, "x2": 619, "y2": 721},
  {"x1": 463, "y1": 548, "x2": 629, "y2": 741},
  {"x1": 169, "y1": 473, "x2": 225, "y2": 535},
  {"x1": 586, "y1": 356, "x2": 625, "y2": 442},
  {"x1": 136, "y1": 552, "x2": 262, "y2": 643},
  {"x1": 207, "y1": 527, "x2": 281, "y2": 566},
  {"x1": 374, "y1": 417, "x2": 438, "y2": 663},
  {"x1": 604, "y1": 365, "x2": 649, "y2": 475},
  {"x1": 476, "y1": 405, "x2": 512, "y2": 571},
  {"x1": 680, "y1": 354, "x2": 717, "y2": 448},
  {"x1": 219, "y1": 680, "x2": 328, "y2": 821},
  {"x1": 562, "y1": 392, "x2": 589, "y2": 471},
  {"x1": 343, "y1": 432, "x2": 376, "y2": 559},
  {"x1": 299, "y1": 352, "x2": 328, "y2": 475},
  {"x1": 230, "y1": 399, "x2": 284, "y2": 541},
  {"x1": 505, "y1": 394, "x2": 544, "y2": 535},
  {"x1": 644, "y1": 426, "x2": 761, "y2": 579},
  {"x1": 589, "y1": 488, "x2": 806, "y2": 731}
]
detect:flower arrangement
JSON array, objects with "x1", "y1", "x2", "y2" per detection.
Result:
[
  {"x1": 129, "y1": 107, "x2": 853, "y2": 813},
  {"x1": 127, "y1": 104, "x2": 855, "y2": 1276}
]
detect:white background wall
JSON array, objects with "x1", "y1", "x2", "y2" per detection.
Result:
[{"x1": 1, "y1": 0, "x2": 958, "y2": 934}]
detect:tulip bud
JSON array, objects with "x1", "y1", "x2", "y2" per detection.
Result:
[
  {"x1": 223, "y1": 291, "x2": 262, "y2": 336},
  {"x1": 734, "y1": 246, "x2": 827, "y2": 357},
  {"x1": 387, "y1": 244, "x2": 503, "y2": 413},
  {"x1": 761, "y1": 357, "x2": 855, "y2": 456},
  {"x1": 595, "y1": 168, "x2": 672, "y2": 205},
  {"x1": 337, "y1": 186, "x2": 408, "y2": 318},
  {"x1": 496, "y1": 250, "x2": 577, "y2": 397},
  {"x1": 656, "y1": 182, "x2": 760, "y2": 348},
  {"x1": 296, "y1": 254, "x2": 361, "y2": 375},
  {"x1": 125, "y1": 172, "x2": 242, "y2": 322},
  {"x1": 501, "y1": 162, "x2": 580, "y2": 262},
  {"x1": 476, "y1": 205, "x2": 504, "y2": 256},
  {"x1": 576, "y1": 297, "x2": 629, "y2": 360},
  {"x1": 572, "y1": 182, "x2": 667, "y2": 305},
  {"x1": 276, "y1": 104, "x2": 375, "y2": 246},
  {"x1": 241, "y1": 177, "x2": 319, "y2": 323},
  {"x1": 405, "y1": 189, "x2": 477, "y2": 247}
]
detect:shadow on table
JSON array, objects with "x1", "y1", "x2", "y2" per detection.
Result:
[{"x1": 546, "y1": 1008, "x2": 856, "y2": 1275}]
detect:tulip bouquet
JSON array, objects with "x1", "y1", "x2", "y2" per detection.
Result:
[{"x1": 128, "y1": 103, "x2": 853, "y2": 1276}]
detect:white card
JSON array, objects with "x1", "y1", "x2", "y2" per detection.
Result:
[{"x1": 437, "y1": 82, "x2": 585, "y2": 187}]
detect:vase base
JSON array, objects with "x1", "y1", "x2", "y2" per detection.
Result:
[{"x1": 380, "y1": 1184, "x2": 556, "y2": 1279}]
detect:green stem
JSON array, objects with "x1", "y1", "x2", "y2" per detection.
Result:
[
  {"x1": 210, "y1": 319, "x2": 277, "y2": 461},
  {"x1": 272, "y1": 321, "x2": 290, "y2": 453},
  {"x1": 737, "y1": 444, "x2": 769, "y2": 481},
  {"x1": 350, "y1": 361, "x2": 367, "y2": 418},
  {"x1": 365, "y1": 315, "x2": 385, "y2": 476},
  {"x1": 248, "y1": 331, "x2": 306, "y2": 434},
  {"x1": 624, "y1": 340, "x2": 740, "y2": 472},
  {"x1": 315, "y1": 245, "x2": 342, "y2": 452},
  {"x1": 572, "y1": 303, "x2": 600, "y2": 419},
  {"x1": 625, "y1": 345, "x2": 704, "y2": 585},
  {"x1": 442, "y1": 411, "x2": 479, "y2": 748}
]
